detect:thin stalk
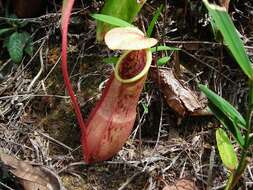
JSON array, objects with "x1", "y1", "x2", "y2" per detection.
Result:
[
  {"x1": 225, "y1": 80, "x2": 253, "y2": 190},
  {"x1": 61, "y1": 0, "x2": 86, "y2": 133},
  {"x1": 225, "y1": 148, "x2": 248, "y2": 190}
]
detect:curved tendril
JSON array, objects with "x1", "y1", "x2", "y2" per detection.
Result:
[{"x1": 61, "y1": 0, "x2": 86, "y2": 133}]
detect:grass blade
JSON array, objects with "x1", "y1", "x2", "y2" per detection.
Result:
[
  {"x1": 209, "y1": 102, "x2": 245, "y2": 147},
  {"x1": 199, "y1": 85, "x2": 246, "y2": 129},
  {"x1": 92, "y1": 14, "x2": 133, "y2": 28},
  {"x1": 203, "y1": 0, "x2": 253, "y2": 80},
  {"x1": 147, "y1": 5, "x2": 163, "y2": 37}
]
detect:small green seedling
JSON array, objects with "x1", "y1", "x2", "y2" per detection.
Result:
[
  {"x1": 200, "y1": 1, "x2": 253, "y2": 189},
  {"x1": 0, "y1": 15, "x2": 33, "y2": 63}
]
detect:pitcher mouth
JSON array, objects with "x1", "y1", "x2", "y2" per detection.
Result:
[{"x1": 115, "y1": 49, "x2": 152, "y2": 83}]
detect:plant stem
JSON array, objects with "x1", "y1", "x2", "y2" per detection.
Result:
[
  {"x1": 225, "y1": 80, "x2": 253, "y2": 190},
  {"x1": 61, "y1": 0, "x2": 86, "y2": 133},
  {"x1": 225, "y1": 150, "x2": 248, "y2": 190}
]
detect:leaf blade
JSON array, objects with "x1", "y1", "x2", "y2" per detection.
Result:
[
  {"x1": 7, "y1": 32, "x2": 32, "y2": 63},
  {"x1": 92, "y1": 14, "x2": 133, "y2": 28},
  {"x1": 157, "y1": 56, "x2": 170, "y2": 66},
  {"x1": 95, "y1": 0, "x2": 146, "y2": 41},
  {"x1": 203, "y1": 0, "x2": 253, "y2": 79},
  {"x1": 147, "y1": 5, "x2": 163, "y2": 37},
  {"x1": 216, "y1": 128, "x2": 238, "y2": 171},
  {"x1": 199, "y1": 84, "x2": 246, "y2": 129},
  {"x1": 208, "y1": 102, "x2": 245, "y2": 147}
]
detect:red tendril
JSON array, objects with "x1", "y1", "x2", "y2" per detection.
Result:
[{"x1": 61, "y1": 0, "x2": 86, "y2": 133}]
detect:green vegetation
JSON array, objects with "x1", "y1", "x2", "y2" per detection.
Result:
[
  {"x1": 200, "y1": 0, "x2": 253, "y2": 189},
  {"x1": 0, "y1": 15, "x2": 33, "y2": 63},
  {"x1": 96, "y1": 0, "x2": 146, "y2": 41}
]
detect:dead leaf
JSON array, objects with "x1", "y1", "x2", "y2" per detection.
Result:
[
  {"x1": 0, "y1": 151, "x2": 64, "y2": 190},
  {"x1": 151, "y1": 67, "x2": 210, "y2": 117},
  {"x1": 163, "y1": 179, "x2": 198, "y2": 190},
  {"x1": 105, "y1": 27, "x2": 158, "y2": 50}
]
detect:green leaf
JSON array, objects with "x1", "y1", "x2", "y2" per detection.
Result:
[
  {"x1": 199, "y1": 84, "x2": 246, "y2": 129},
  {"x1": 7, "y1": 32, "x2": 24, "y2": 63},
  {"x1": 0, "y1": 28, "x2": 14, "y2": 37},
  {"x1": 151, "y1": 45, "x2": 180, "y2": 53},
  {"x1": 24, "y1": 36, "x2": 33, "y2": 56},
  {"x1": 7, "y1": 32, "x2": 31, "y2": 63},
  {"x1": 203, "y1": 0, "x2": 253, "y2": 80},
  {"x1": 208, "y1": 102, "x2": 245, "y2": 147},
  {"x1": 95, "y1": 0, "x2": 146, "y2": 41},
  {"x1": 141, "y1": 101, "x2": 149, "y2": 114},
  {"x1": 147, "y1": 5, "x2": 163, "y2": 37},
  {"x1": 209, "y1": 16, "x2": 223, "y2": 42},
  {"x1": 157, "y1": 56, "x2": 170, "y2": 66},
  {"x1": 216, "y1": 128, "x2": 238, "y2": 171},
  {"x1": 103, "y1": 56, "x2": 118, "y2": 65},
  {"x1": 92, "y1": 14, "x2": 133, "y2": 28}
]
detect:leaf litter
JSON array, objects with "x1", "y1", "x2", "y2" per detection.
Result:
[
  {"x1": 0, "y1": 150, "x2": 64, "y2": 190},
  {"x1": 151, "y1": 67, "x2": 210, "y2": 117}
]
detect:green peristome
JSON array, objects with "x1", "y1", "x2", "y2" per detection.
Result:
[
  {"x1": 96, "y1": 0, "x2": 146, "y2": 42},
  {"x1": 115, "y1": 49, "x2": 152, "y2": 83}
]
